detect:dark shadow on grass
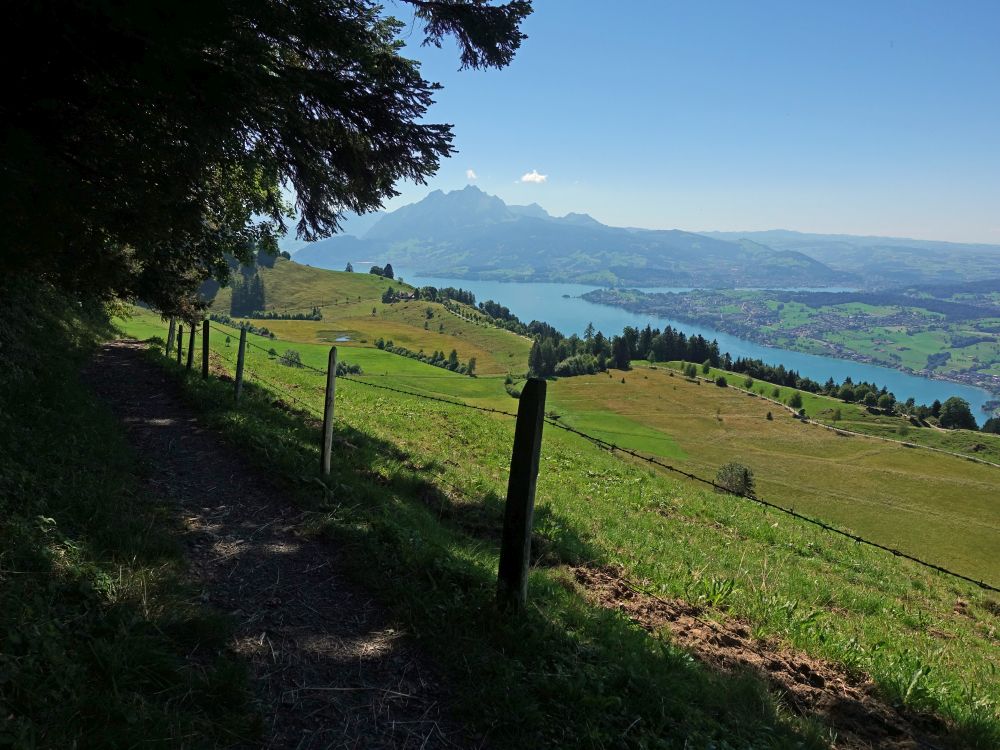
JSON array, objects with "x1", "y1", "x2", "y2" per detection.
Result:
[{"x1": 1, "y1": 299, "x2": 256, "y2": 748}]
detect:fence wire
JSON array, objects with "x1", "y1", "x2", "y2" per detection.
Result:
[
  {"x1": 542, "y1": 417, "x2": 999, "y2": 593},
  {"x1": 339, "y1": 375, "x2": 519, "y2": 419},
  {"x1": 209, "y1": 335, "x2": 325, "y2": 420},
  {"x1": 196, "y1": 320, "x2": 999, "y2": 593}
]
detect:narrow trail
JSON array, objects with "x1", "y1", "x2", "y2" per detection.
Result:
[{"x1": 84, "y1": 341, "x2": 470, "y2": 750}]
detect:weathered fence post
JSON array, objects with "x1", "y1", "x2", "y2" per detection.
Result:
[
  {"x1": 321, "y1": 347, "x2": 338, "y2": 477},
  {"x1": 202, "y1": 320, "x2": 209, "y2": 379},
  {"x1": 497, "y1": 377, "x2": 547, "y2": 612},
  {"x1": 176, "y1": 326, "x2": 184, "y2": 365},
  {"x1": 186, "y1": 324, "x2": 195, "y2": 371},
  {"x1": 234, "y1": 328, "x2": 247, "y2": 402},
  {"x1": 166, "y1": 319, "x2": 176, "y2": 356}
]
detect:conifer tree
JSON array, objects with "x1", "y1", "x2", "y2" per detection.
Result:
[{"x1": 5, "y1": 2, "x2": 531, "y2": 312}]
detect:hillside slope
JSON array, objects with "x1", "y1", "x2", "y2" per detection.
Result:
[
  {"x1": 549, "y1": 362, "x2": 1000, "y2": 582},
  {"x1": 206, "y1": 268, "x2": 1000, "y2": 579},
  {"x1": 212, "y1": 256, "x2": 391, "y2": 313},
  {"x1": 208, "y1": 258, "x2": 531, "y2": 375},
  {"x1": 121, "y1": 307, "x2": 1000, "y2": 748}
]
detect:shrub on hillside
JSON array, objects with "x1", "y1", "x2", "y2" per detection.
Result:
[
  {"x1": 715, "y1": 376, "x2": 728, "y2": 388},
  {"x1": 335, "y1": 361, "x2": 362, "y2": 376},
  {"x1": 938, "y1": 396, "x2": 977, "y2": 430},
  {"x1": 715, "y1": 462, "x2": 756, "y2": 497},
  {"x1": 554, "y1": 354, "x2": 599, "y2": 376},
  {"x1": 209, "y1": 313, "x2": 276, "y2": 339},
  {"x1": 279, "y1": 349, "x2": 303, "y2": 367}
]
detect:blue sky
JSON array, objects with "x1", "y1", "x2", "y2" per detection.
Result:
[{"x1": 382, "y1": 0, "x2": 1000, "y2": 243}]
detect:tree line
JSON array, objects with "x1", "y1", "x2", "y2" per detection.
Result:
[
  {"x1": 528, "y1": 323, "x2": 722, "y2": 378},
  {"x1": 369, "y1": 264, "x2": 395, "y2": 279},
  {"x1": 376, "y1": 285, "x2": 478, "y2": 306},
  {"x1": 723, "y1": 356, "x2": 984, "y2": 429},
  {"x1": 229, "y1": 271, "x2": 266, "y2": 317},
  {"x1": 374, "y1": 338, "x2": 476, "y2": 376},
  {"x1": 208, "y1": 313, "x2": 276, "y2": 340},
  {"x1": 246, "y1": 307, "x2": 323, "y2": 321}
]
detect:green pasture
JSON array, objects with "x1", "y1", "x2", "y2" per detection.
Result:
[
  {"x1": 213, "y1": 257, "x2": 395, "y2": 313},
  {"x1": 206, "y1": 260, "x2": 531, "y2": 375},
  {"x1": 571, "y1": 361, "x2": 1000, "y2": 584},
  {"x1": 123, "y1": 316, "x2": 1000, "y2": 749},
  {"x1": 659, "y1": 360, "x2": 1000, "y2": 463},
  {"x1": 132, "y1": 308, "x2": 1000, "y2": 582},
  {"x1": 129, "y1": 308, "x2": 517, "y2": 413}
]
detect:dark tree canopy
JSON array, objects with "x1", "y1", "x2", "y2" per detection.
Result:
[
  {"x1": 3, "y1": 0, "x2": 531, "y2": 315},
  {"x1": 938, "y1": 397, "x2": 977, "y2": 430}
]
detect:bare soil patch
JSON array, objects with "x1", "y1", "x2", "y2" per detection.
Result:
[{"x1": 571, "y1": 565, "x2": 949, "y2": 750}]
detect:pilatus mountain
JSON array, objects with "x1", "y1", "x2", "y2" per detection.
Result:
[{"x1": 294, "y1": 186, "x2": 855, "y2": 288}]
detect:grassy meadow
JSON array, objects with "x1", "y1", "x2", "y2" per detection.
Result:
[
  {"x1": 118, "y1": 306, "x2": 1000, "y2": 748},
  {"x1": 214, "y1": 257, "x2": 391, "y2": 311},
  {"x1": 212, "y1": 259, "x2": 532, "y2": 375},
  {"x1": 661, "y1": 360, "x2": 1000, "y2": 465},
  {"x1": 549, "y1": 363, "x2": 1000, "y2": 584},
  {"x1": 159, "y1": 260, "x2": 1000, "y2": 583}
]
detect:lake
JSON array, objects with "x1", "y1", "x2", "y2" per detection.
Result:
[{"x1": 393, "y1": 270, "x2": 995, "y2": 416}]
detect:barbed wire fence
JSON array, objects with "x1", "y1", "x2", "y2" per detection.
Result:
[{"x1": 181, "y1": 318, "x2": 999, "y2": 596}]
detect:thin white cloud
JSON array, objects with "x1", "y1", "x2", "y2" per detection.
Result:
[
  {"x1": 520, "y1": 169, "x2": 548, "y2": 184},
  {"x1": 466, "y1": 168, "x2": 478, "y2": 180}
]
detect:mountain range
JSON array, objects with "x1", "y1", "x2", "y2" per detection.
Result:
[
  {"x1": 292, "y1": 186, "x2": 1000, "y2": 288},
  {"x1": 703, "y1": 230, "x2": 1000, "y2": 287}
]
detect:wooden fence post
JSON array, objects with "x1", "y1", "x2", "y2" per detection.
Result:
[
  {"x1": 186, "y1": 324, "x2": 195, "y2": 370},
  {"x1": 321, "y1": 347, "x2": 338, "y2": 476},
  {"x1": 166, "y1": 319, "x2": 176, "y2": 356},
  {"x1": 497, "y1": 377, "x2": 547, "y2": 612},
  {"x1": 202, "y1": 320, "x2": 209, "y2": 379},
  {"x1": 234, "y1": 328, "x2": 247, "y2": 402},
  {"x1": 176, "y1": 326, "x2": 184, "y2": 365}
]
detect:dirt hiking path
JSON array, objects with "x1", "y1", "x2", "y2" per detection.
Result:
[{"x1": 84, "y1": 341, "x2": 470, "y2": 749}]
